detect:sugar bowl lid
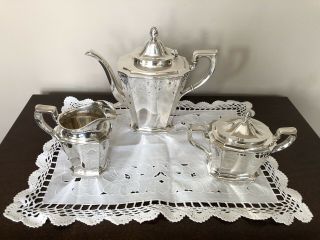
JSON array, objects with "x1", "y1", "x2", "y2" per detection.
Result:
[
  {"x1": 117, "y1": 27, "x2": 190, "y2": 77},
  {"x1": 209, "y1": 112, "x2": 275, "y2": 152}
]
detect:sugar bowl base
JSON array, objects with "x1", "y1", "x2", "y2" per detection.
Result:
[{"x1": 208, "y1": 166, "x2": 260, "y2": 182}]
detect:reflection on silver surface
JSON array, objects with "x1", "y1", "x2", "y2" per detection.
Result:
[
  {"x1": 34, "y1": 101, "x2": 116, "y2": 177},
  {"x1": 86, "y1": 27, "x2": 218, "y2": 132},
  {"x1": 188, "y1": 113, "x2": 297, "y2": 182}
]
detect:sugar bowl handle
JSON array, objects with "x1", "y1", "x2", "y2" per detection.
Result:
[
  {"x1": 181, "y1": 49, "x2": 218, "y2": 96},
  {"x1": 34, "y1": 105, "x2": 58, "y2": 137},
  {"x1": 188, "y1": 124, "x2": 212, "y2": 158},
  {"x1": 272, "y1": 127, "x2": 297, "y2": 153}
]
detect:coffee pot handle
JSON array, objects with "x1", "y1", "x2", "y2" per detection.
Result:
[
  {"x1": 188, "y1": 124, "x2": 212, "y2": 159},
  {"x1": 34, "y1": 105, "x2": 59, "y2": 137},
  {"x1": 181, "y1": 50, "x2": 218, "y2": 97},
  {"x1": 272, "y1": 127, "x2": 297, "y2": 153}
]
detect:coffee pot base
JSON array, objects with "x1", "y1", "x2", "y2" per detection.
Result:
[
  {"x1": 131, "y1": 124, "x2": 173, "y2": 133},
  {"x1": 70, "y1": 166, "x2": 107, "y2": 177}
]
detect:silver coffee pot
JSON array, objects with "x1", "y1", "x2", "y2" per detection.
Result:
[
  {"x1": 188, "y1": 112, "x2": 297, "y2": 181},
  {"x1": 34, "y1": 101, "x2": 116, "y2": 177},
  {"x1": 86, "y1": 27, "x2": 217, "y2": 132}
]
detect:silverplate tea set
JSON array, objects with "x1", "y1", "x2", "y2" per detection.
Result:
[{"x1": 34, "y1": 27, "x2": 297, "y2": 182}]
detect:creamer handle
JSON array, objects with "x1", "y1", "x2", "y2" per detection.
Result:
[{"x1": 34, "y1": 104, "x2": 58, "y2": 137}]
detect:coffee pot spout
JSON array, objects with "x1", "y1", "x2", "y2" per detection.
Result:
[{"x1": 85, "y1": 50, "x2": 126, "y2": 105}]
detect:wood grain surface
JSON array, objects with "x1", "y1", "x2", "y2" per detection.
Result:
[{"x1": 0, "y1": 93, "x2": 319, "y2": 240}]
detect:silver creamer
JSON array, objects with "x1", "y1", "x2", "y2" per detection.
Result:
[{"x1": 34, "y1": 101, "x2": 116, "y2": 177}]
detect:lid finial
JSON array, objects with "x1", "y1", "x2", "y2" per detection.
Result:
[
  {"x1": 150, "y1": 27, "x2": 158, "y2": 40},
  {"x1": 135, "y1": 26, "x2": 174, "y2": 69},
  {"x1": 243, "y1": 111, "x2": 252, "y2": 123}
]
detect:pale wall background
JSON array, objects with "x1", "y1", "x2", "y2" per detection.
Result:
[{"x1": 0, "y1": 0, "x2": 320, "y2": 143}]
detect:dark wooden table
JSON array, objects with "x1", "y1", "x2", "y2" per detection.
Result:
[{"x1": 0, "y1": 93, "x2": 319, "y2": 240}]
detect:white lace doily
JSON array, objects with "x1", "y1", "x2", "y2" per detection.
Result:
[{"x1": 4, "y1": 97, "x2": 313, "y2": 227}]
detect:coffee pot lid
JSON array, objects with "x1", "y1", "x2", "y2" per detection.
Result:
[
  {"x1": 117, "y1": 27, "x2": 190, "y2": 77},
  {"x1": 134, "y1": 27, "x2": 175, "y2": 69},
  {"x1": 209, "y1": 112, "x2": 275, "y2": 151}
]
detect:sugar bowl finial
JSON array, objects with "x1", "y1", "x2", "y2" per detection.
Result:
[{"x1": 243, "y1": 111, "x2": 252, "y2": 123}]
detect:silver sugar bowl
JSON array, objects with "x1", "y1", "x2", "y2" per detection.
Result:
[
  {"x1": 34, "y1": 101, "x2": 116, "y2": 177},
  {"x1": 86, "y1": 27, "x2": 217, "y2": 132},
  {"x1": 188, "y1": 112, "x2": 297, "y2": 181}
]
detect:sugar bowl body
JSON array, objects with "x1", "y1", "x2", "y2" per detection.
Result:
[
  {"x1": 188, "y1": 113, "x2": 297, "y2": 181},
  {"x1": 86, "y1": 27, "x2": 217, "y2": 132},
  {"x1": 34, "y1": 101, "x2": 116, "y2": 177}
]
